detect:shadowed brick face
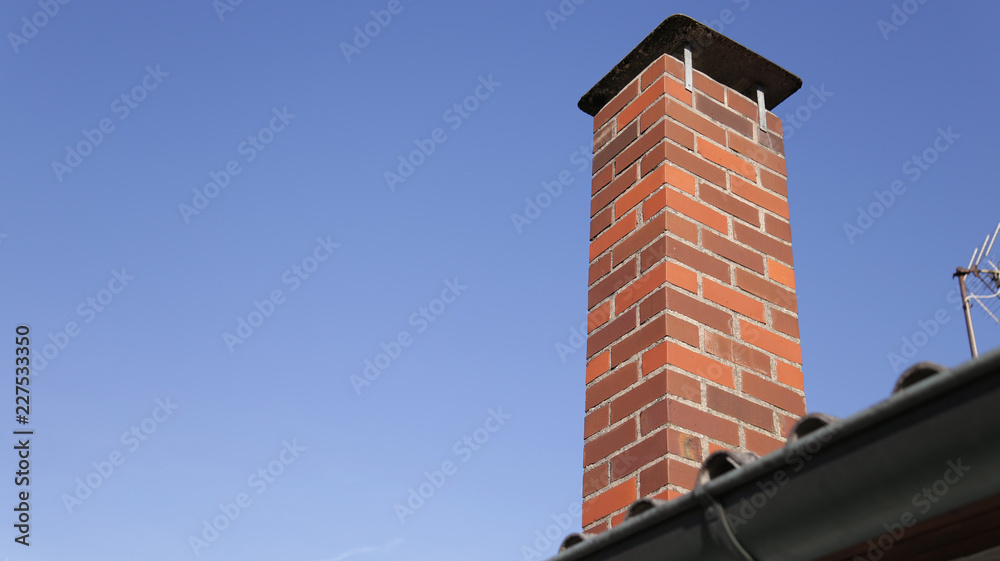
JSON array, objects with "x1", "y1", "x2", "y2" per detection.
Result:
[{"x1": 581, "y1": 53, "x2": 806, "y2": 533}]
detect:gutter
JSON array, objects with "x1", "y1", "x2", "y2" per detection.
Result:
[{"x1": 549, "y1": 348, "x2": 1000, "y2": 561}]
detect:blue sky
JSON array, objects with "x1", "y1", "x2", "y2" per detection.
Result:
[{"x1": 2, "y1": 1, "x2": 999, "y2": 560}]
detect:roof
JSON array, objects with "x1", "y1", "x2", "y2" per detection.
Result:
[
  {"x1": 550, "y1": 351, "x2": 1000, "y2": 561},
  {"x1": 578, "y1": 14, "x2": 802, "y2": 116}
]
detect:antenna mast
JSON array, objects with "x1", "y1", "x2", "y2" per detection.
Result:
[{"x1": 955, "y1": 222, "x2": 1000, "y2": 358}]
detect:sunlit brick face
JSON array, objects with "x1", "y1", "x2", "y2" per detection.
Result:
[{"x1": 581, "y1": 52, "x2": 805, "y2": 533}]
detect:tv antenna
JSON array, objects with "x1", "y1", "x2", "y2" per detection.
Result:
[{"x1": 955, "y1": 221, "x2": 1000, "y2": 358}]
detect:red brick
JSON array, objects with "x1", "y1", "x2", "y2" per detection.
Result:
[
  {"x1": 697, "y1": 139, "x2": 756, "y2": 182},
  {"x1": 639, "y1": 288, "x2": 667, "y2": 325},
  {"x1": 728, "y1": 131, "x2": 787, "y2": 175},
  {"x1": 662, "y1": 54, "x2": 684, "y2": 79},
  {"x1": 758, "y1": 129, "x2": 785, "y2": 154},
  {"x1": 766, "y1": 112, "x2": 783, "y2": 136},
  {"x1": 745, "y1": 430, "x2": 785, "y2": 456},
  {"x1": 692, "y1": 71, "x2": 724, "y2": 103},
  {"x1": 734, "y1": 222, "x2": 794, "y2": 265},
  {"x1": 740, "y1": 320, "x2": 802, "y2": 364},
  {"x1": 616, "y1": 262, "x2": 666, "y2": 312},
  {"x1": 780, "y1": 414, "x2": 798, "y2": 438},
  {"x1": 764, "y1": 213, "x2": 791, "y2": 242},
  {"x1": 640, "y1": 56, "x2": 667, "y2": 91},
  {"x1": 735, "y1": 269, "x2": 797, "y2": 313},
  {"x1": 666, "y1": 287, "x2": 734, "y2": 335},
  {"x1": 582, "y1": 477, "x2": 637, "y2": 526},
  {"x1": 702, "y1": 332, "x2": 771, "y2": 375},
  {"x1": 662, "y1": 97, "x2": 726, "y2": 146},
  {"x1": 585, "y1": 406, "x2": 610, "y2": 438},
  {"x1": 666, "y1": 369, "x2": 702, "y2": 404},
  {"x1": 589, "y1": 258, "x2": 637, "y2": 308},
  {"x1": 593, "y1": 120, "x2": 639, "y2": 172},
  {"x1": 589, "y1": 253, "x2": 612, "y2": 286},
  {"x1": 742, "y1": 373, "x2": 807, "y2": 416},
  {"x1": 610, "y1": 317, "x2": 666, "y2": 368},
  {"x1": 611, "y1": 428, "x2": 680, "y2": 478},
  {"x1": 727, "y1": 90, "x2": 758, "y2": 120},
  {"x1": 707, "y1": 386, "x2": 773, "y2": 430},
  {"x1": 592, "y1": 165, "x2": 638, "y2": 216},
  {"x1": 759, "y1": 168, "x2": 787, "y2": 197},
  {"x1": 594, "y1": 122, "x2": 614, "y2": 153},
  {"x1": 771, "y1": 308, "x2": 800, "y2": 338},
  {"x1": 732, "y1": 341, "x2": 772, "y2": 376},
  {"x1": 643, "y1": 190, "x2": 666, "y2": 220},
  {"x1": 641, "y1": 141, "x2": 727, "y2": 187},
  {"x1": 613, "y1": 212, "x2": 666, "y2": 266},
  {"x1": 588, "y1": 301, "x2": 611, "y2": 333},
  {"x1": 694, "y1": 92, "x2": 753, "y2": 138},
  {"x1": 591, "y1": 210, "x2": 637, "y2": 261},
  {"x1": 595, "y1": 81, "x2": 639, "y2": 132},
  {"x1": 702, "y1": 229, "x2": 765, "y2": 274},
  {"x1": 731, "y1": 174, "x2": 789, "y2": 219},
  {"x1": 586, "y1": 361, "x2": 640, "y2": 410},
  {"x1": 586, "y1": 351, "x2": 610, "y2": 383},
  {"x1": 639, "y1": 457, "x2": 700, "y2": 494},
  {"x1": 645, "y1": 237, "x2": 730, "y2": 283},
  {"x1": 699, "y1": 182, "x2": 761, "y2": 227},
  {"x1": 583, "y1": 463, "x2": 609, "y2": 496},
  {"x1": 667, "y1": 262, "x2": 698, "y2": 293},
  {"x1": 583, "y1": 418, "x2": 636, "y2": 466},
  {"x1": 618, "y1": 77, "x2": 666, "y2": 129},
  {"x1": 664, "y1": 400, "x2": 740, "y2": 446},
  {"x1": 593, "y1": 165, "x2": 613, "y2": 195},
  {"x1": 591, "y1": 206, "x2": 613, "y2": 240},
  {"x1": 666, "y1": 190, "x2": 728, "y2": 233},
  {"x1": 610, "y1": 313, "x2": 699, "y2": 368},
  {"x1": 767, "y1": 258, "x2": 796, "y2": 289},
  {"x1": 616, "y1": 167, "x2": 667, "y2": 218},
  {"x1": 612, "y1": 381, "x2": 676, "y2": 444},
  {"x1": 617, "y1": 120, "x2": 694, "y2": 174},
  {"x1": 663, "y1": 342, "x2": 735, "y2": 388},
  {"x1": 776, "y1": 360, "x2": 805, "y2": 390},
  {"x1": 703, "y1": 278, "x2": 765, "y2": 322},
  {"x1": 666, "y1": 77, "x2": 692, "y2": 105}
]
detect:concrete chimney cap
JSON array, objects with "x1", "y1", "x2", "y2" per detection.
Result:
[{"x1": 578, "y1": 14, "x2": 802, "y2": 116}]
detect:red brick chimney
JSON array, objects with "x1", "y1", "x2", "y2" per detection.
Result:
[{"x1": 578, "y1": 15, "x2": 806, "y2": 532}]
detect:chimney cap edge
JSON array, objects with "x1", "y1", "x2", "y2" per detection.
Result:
[{"x1": 578, "y1": 14, "x2": 802, "y2": 117}]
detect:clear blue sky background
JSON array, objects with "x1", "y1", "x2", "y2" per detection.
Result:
[{"x1": 2, "y1": 1, "x2": 998, "y2": 560}]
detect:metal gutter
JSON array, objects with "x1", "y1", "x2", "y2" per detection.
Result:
[{"x1": 549, "y1": 347, "x2": 1000, "y2": 561}]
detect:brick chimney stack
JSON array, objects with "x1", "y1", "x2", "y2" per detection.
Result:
[{"x1": 578, "y1": 15, "x2": 806, "y2": 533}]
